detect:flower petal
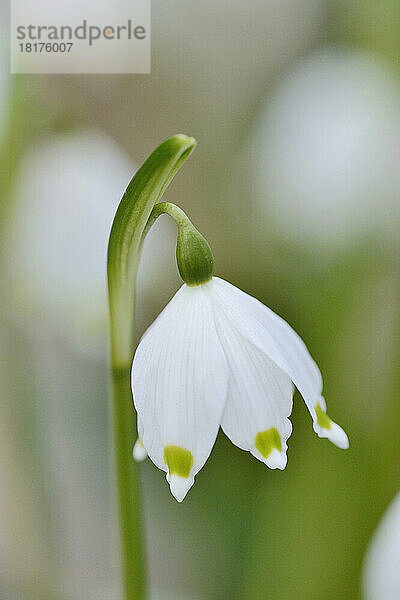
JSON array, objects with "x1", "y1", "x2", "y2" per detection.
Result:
[
  {"x1": 132, "y1": 284, "x2": 228, "y2": 501},
  {"x1": 209, "y1": 277, "x2": 348, "y2": 448},
  {"x1": 212, "y1": 306, "x2": 293, "y2": 469}
]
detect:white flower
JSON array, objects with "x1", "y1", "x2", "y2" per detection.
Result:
[
  {"x1": 249, "y1": 47, "x2": 400, "y2": 249},
  {"x1": 132, "y1": 277, "x2": 348, "y2": 502},
  {"x1": 363, "y1": 490, "x2": 400, "y2": 600}
]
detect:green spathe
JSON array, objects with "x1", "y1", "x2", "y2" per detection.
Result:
[
  {"x1": 255, "y1": 427, "x2": 282, "y2": 458},
  {"x1": 315, "y1": 402, "x2": 332, "y2": 430},
  {"x1": 164, "y1": 445, "x2": 194, "y2": 478}
]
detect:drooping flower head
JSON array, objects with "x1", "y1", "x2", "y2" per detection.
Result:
[{"x1": 132, "y1": 202, "x2": 348, "y2": 502}]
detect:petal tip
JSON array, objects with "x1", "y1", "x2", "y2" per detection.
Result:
[
  {"x1": 132, "y1": 439, "x2": 147, "y2": 462},
  {"x1": 266, "y1": 449, "x2": 287, "y2": 470},
  {"x1": 314, "y1": 421, "x2": 349, "y2": 449},
  {"x1": 251, "y1": 447, "x2": 287, "y2": 470},
  {"x1": 329, "y1": 422, "x2": 349, "y2": 449},
  {"x1": 167, "y1": 473, "x2": 194, "y2": 502},
  {"x1": 313, "y1": 403, "x2": 349, "y2": 449}
]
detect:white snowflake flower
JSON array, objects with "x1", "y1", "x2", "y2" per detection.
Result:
[{"x1": 132, "y1": 275, "x2": 348, "y2": 502}]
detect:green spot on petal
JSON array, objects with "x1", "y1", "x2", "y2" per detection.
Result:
[
  {"x1": 315, "y1": 402, "x2": 332, "y2": 430},
  {"x1": 164, "y1": 445, "x2": 193, "y2": 478},
  {"x1": 255, "y1": 427, "x2": 282, "y2": 458}
]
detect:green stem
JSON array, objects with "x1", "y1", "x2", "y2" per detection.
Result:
[
  {"x1": 143, "y1": 201, "x2": 190, "y2": 234},
  {"x1": 111, "y1": 364, "x2": 146, "y2": 600}
]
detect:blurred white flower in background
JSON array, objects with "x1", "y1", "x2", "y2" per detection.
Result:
[
  {"x1": 250, "y1": 47, "x2": 400, "y2": 249},
  {"x1": 7, "y1": 128, "x2": 179, "y2": 359},
  {"x1": 363, "y1": 490, "x2": 400, "y2": 600}
]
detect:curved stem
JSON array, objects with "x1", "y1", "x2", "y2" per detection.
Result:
[
  {"x1": 143, "y1": 202, "x2": 214, "y2": 286},
  {"x1": 111, "y1": 364, "x2": 145, "y2": 600},
  {"x1": 143, "y1": 201, "x2": 190, "y2": 236}
]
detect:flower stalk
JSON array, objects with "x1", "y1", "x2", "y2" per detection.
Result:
[
  {"x1": 107, "y1": 135, "x2": 197, "y2": 600},
  {"x1": 112, "y1": 364, "x2": 145, "y2": 600}
]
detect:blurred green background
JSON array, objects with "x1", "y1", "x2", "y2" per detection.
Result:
[{"x1": 1, "y1": 1, "x2": 399, "y2": 599}]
